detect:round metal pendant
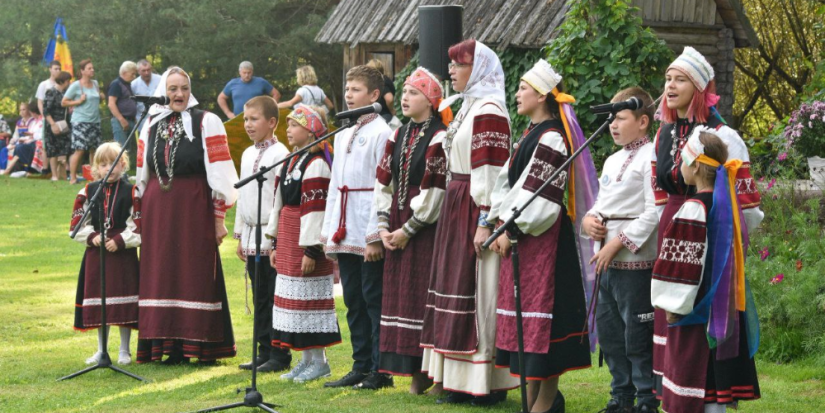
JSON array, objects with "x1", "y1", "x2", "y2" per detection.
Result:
[
  {"x1": 600, "y1": 174, "x2": 610, "y2": 186},
  {"x1": 358, "y1": 135, "x2": 367, "y2": 146},
  {"x1": 291, "y1": 170, "x2": 302, "y2": 181}
]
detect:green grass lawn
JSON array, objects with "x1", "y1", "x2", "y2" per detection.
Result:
[{"x1": 1, "y1": 177, "x2": 823, "y2": 412}]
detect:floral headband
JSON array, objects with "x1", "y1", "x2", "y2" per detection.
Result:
[{"x1": 287, "y1": 105, "x2": 327, "y2": 137}]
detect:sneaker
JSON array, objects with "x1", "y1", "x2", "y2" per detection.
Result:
[
  {"x1": 599, "y1": 398, "x2": 633, "y2": 413},
  {"x1": 281, "y1": 360, "x2": 310, "y2": 380},
  {"x1": 323, "y1": 369, "x2": 368, "y2": 388},
  {"x1": 632, "y1": 404, "x2": 659, "y2": 413},
  {"x1": 117, "y1": 351, "x2": 132, "y2": 365},
  {"x1": 352, "y1": 372, "x2": 393, "y2": 390},
  {"x1": 293, "y1": 361, "x2": 332, "y2": 383},
  {"x1": 85, "y1": 351, "x2": 103, "y2": 365},
  {"x1": 10, "y1": 171, "x2": 26, "y2": 178}
]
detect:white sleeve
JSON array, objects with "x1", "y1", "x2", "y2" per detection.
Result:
[
  {"x1": 299, "y1": 157, "x2": 332, "y2": 248},
  {"x1": 200, "y1": 112, "x2": 239, "y2": 219},
  {"x1": 405, "y1": 130, "x2": 449, "y2": 236},
  {"x1": 372, "y1": 131, "x2": 396, "y2": 233},
  {"x1": 365, "y1": 128, "x2": 392, "y2": 243},
  {"x1": 618, "y1": 153, "x2": 659, "y2": 253},
  {"x1": 264, "y1": 165, "x2": 284, "y2": 240}
]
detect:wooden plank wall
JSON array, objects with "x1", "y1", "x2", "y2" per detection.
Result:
[{"x1": 632, "y1": 0, "x2": 718, "y2": 25}]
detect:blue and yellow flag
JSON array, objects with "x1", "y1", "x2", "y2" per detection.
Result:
[{"x1": 43, "y1": 18, "x2": 73, "y2": 75}]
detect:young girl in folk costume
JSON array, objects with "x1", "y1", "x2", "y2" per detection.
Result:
[
  {"x1": 651, "y1": 129, "x2": 760, "y2": 413},
  {"x1": 489, "y1": 60, "x2": 597, "y2": 413},
  {"x1": 266, "y1": 105, "x2": 341, "y2": 383},
  {"x1": 652, "y1": 46, "x2": 763, "y2": 397},
  {"x1": 419, "y1": 39, "x2": 519, "y2": 405},
  {"x1": 70, "y1": 142, "x2": 140, "y2": 366},
  {"x1": 372, "y1": 67, "x2": 451, "y2": 394}
]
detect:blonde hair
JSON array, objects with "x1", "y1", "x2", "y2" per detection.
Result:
[
  {"x1": 296, "y1": 65, "x2": 318, "y2": 86},
  {"x1": 366, "y1": 59, "x2": 385, "y2": 75},
  {"x1": 92, "y1": 142, "x2": 129, "y2": 180}
]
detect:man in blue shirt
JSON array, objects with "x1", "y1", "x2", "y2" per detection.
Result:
[
  {"x1": 217, "y1": 61, "x2": 281, "y2": 119},
  {"x1": 131, "y1": 59, "x2": 161, "y2": 129}
]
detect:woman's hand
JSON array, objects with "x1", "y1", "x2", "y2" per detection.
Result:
[
  {"x1": 215, "y1": 219, "x2": 228, "y2": 245},
  {"x1": 589, "y1": 237, "x2": 624, "y2": 274},
  {"x1": 388, "y1": 229, "x2": 410, "y2": 250},
  {"x1": 365, "y1": 241, "x2": 384, "y2": 262},
  {"x1": 494, "y1": 235, "x2": 511, "y2": 258},
  {"x1": 51, "y1": 124, "x2": 61, "y2": 135},
  {"x1": 473, "y1": 226, "x2": 492, "y2": 256},
  {"x1": 269, "y1": 250, "x2": 277, "y2": 269},
  {"x1": 105, "y1": 239, "x2": 119, "y2": 252},
  {"x1": 379, "y1": 230, "x2": 396, "y2": 251},
  {"x1": 236, "y1": 240, "x2": 246, "y2": 262},
  {"x1": 582, "y1": 215, "x2": 607, "y2": 242},
  {"x1": 301, "y1": 256, "x2": 316, "y2": 275}
]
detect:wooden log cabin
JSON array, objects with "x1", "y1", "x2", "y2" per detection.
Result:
[{"x1": 315, "y1": 0, "x2": 759, "y2": 125}]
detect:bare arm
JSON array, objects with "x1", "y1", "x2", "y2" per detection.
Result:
[
  {"x1": 108, "y1": 96, "x2": 127, "y2": 127},
  {"x1": 217, "y1": 92, "x2": 234, "y2": 118},
  {"x1": 277, "y1": 93, "x2": 302, "y2": 109},
  {"x1": 37, "y1": 99, "x2": 45, "y2": 118},
  {"x1": 324, "y1": 96, "x2": 334, "y2": 111},
  {"x1": 270, "y1": 87, "x2": 281, "y2": 102}
]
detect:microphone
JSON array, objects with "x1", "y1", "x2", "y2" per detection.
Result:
[
  {"x1": 590, "y1": 97, "x2": 642, "y2": 115},
  {"x1": 130, "y1": 95, "x2": 171, "y2": 106},
  {"x1": 335, "y1": 102, "x2": 382, "y2": 120}
]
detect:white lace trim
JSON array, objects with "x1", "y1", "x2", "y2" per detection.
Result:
[
  {"x1": 275, "y1": 274, "x2": 334, "y2": 301},
  {"x1": 653, "y1": 334, "x2": 667, "y2": 345},
  {"x1": 139, "y1": 299, "x2": 222, "y2": 311},
  {"x1": 272, "y1": 307, "x2": 339, "y2": 333},
  {"x1": 662, "y1": 376, "x2": 705, "y2": 399},
  {"x1": 495, "y1": 309, "x2": 553, "y2": 319},
  {"x1": 380, "y1": 320, "x2": 423, "y2": 330},
  {"x1": 427, "y1": 289, "x2": 475, "y2": 299},
  {"x1": 83, "y1": 295, "x2": 139, "y2": 306}
]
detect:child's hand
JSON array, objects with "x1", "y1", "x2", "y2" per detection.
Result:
[
  {"x1": 665, "y1": 311, "x2": 682, "y2": 324},
  {"x1": 269, "y1": 250, "x2": 277, "y2": 269},
  {"x1": 494, "y1": 235, "x2": 511, "y2": 258},
  {"x1": 582, "y1": 215, "x2": 606, "y2": 241},
  {"x1": 589, "y1": 237, "x2": 624, "y2": 274},
  {"x1": 473, "y1": 226, "x2": 492, "y2": 256},
  {"x1": 365, "y1": 241, "x2": 384, "y2": 262},
  {"x1": 379, "y1": 230, "x2": 396, "y2": 251},
  {"x1": 387, "y1": 229, "x2": 410, "y2": 250},
  {"x1": 236, "y1": 240, "x2": 246, "y2": 262},
  {"x1": 301, "y1": 256, "x2": 316, "y2": 275},
  {"x1": 92, "y1": 235, "x2": 102, "y2": 246},
  {"x1": 105, "y1": 239, "x2": 119, "y2": 252}
]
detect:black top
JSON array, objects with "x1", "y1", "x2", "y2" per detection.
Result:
[
  {"x1": 508, "y1": 119, "x2": 567, "y2": 187},
  {"x1": 87, "y1": 177, "x2": 134, "y2": 232},
  {"x1": 391, "y1": 119, "x2": 447, "y2": 190},
  {"x1": 378, "y1": 75, "x2": 396, "y2": 121},
  {"x1": 278, "y1": 151, "x2": 329, "y2": 206},
  {"x1": 147, "y1": 109, "x2": 206, "y2": 177},
  {"x1": 655, "y1": 115, "x2": 724, "y2": 196}
]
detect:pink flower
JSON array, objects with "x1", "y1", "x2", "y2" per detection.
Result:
[
  {"x1": 759, "y1": 176, "x2": 765, "y2": 182},
  {"x1": 770, "y1": 274, "x2": 784, "y2": 285},
  {"x1": 767, "y1": 178, "x2": 776, "y2": 190},
  {"x1": 778, "y1": 152, "x2": 788, "y2": 161},
  {"x1": 759, "y1": 247, "x2": 770, "y2": 261}
]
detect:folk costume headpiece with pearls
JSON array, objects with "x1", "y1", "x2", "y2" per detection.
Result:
[
  {"x1": 677, "y1": 126, "x2": 760, "y2": 360},
  {"x1": 405, "y1": 67, "x2": 453, "y2": 124},
  {"x1": 147, "y1": 67, "x2": 199, "y2": 141}
]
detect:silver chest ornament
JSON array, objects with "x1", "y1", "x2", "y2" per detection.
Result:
[
  {"x1": 358, "y1": 134, "x2": 367, "y2": 146},
  {"x1": 600, "y1": 174, "x2": 611, "y2": 187}
]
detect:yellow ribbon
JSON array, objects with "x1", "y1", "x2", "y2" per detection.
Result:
[
  {"x1": 551, "y1": 87, "x2": 577, "y2": 221},
  {"x1": 695, "y1": 154, "x2": 746, "y2": 311}
]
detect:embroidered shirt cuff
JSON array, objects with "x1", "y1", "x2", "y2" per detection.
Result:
[
  {"x1": 402, "y1": 216, "x2": 427, "y2": 238},
  {"x1": 618, "y1": 231, "x2": 640, "y2": 254},
  {"x1": 365, "y1": 231, "x2": 382, "y2": 244},
  {"x1": 477, "y1": 210, "x2": 494, "y2": 228},
  {"x1": 304, "y1": 245, "x2": 323, "y2": 260},
  {"x1": 377, "y1": 211, "x2": 390, "y2": 231},
  {"x1": 233, "y1": 232, "x2": 242, "y2": 240}
]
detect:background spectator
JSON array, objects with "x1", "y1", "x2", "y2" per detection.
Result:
[
  {"x1": 43, "y1": 70, "x2": 73, "y2": 181},
  {"x1": 217, "y1": 61, "x2": 280, "y2": 119},
  {"x1": 277, "y1": 65, "x2": 334, "y2": 114},
  {"x1": 131, "y1": 59, "x2": 161, "y2": 129},
  {"x1": 107, "y1": 61, "x2": 138, "y2": 153},
  {"x1": 36, "y1": 61, "x2": 62, "y2": 116},
  {"x1": 63, "y1": 58, "x2": 104, "y2": 184}
]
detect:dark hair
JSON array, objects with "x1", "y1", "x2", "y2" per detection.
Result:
[
  {"x1": 28, "y1": 101, "x2": 40, "y2": 116},
  {"x1": 541, "y1": 82, "x2": 563, "y2": 119},
  {"x1": 448, "y1": 39, "x2": 476, "y2": 65},
  {"x1": 49, "y1": 60, "x2": 61, "y2": 69},
  {"x1": 695, "y1": 132, "x2": 728, "y2": 184},
  {"x1": 346, "y1": 65, "x2": 383, "y2": 93},
  {"x1": 55, "y1": 71, "x2": 72, "y2": 84},
  {"x1": 78, "y1": 59, "x2": 93, "y2": 72},
  {"x1": 612, "y1": 86, "x2": 655, "y2": 132}
]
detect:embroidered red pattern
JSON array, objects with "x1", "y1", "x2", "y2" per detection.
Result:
[{"x1": 205, "y1": 135, "x2": 231, "y2": 163}]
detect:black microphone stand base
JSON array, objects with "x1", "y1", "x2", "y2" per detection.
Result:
[
  {"x1": 192, "y1": 388, "x2": 279, "y2": 413},
  {"x1": 57, "y1": 351, "x2": 147, "y2": 382}
]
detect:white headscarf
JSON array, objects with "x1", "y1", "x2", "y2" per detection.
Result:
[
  {"x1": 147, "y1": 67, "x2": 200, "y2": 141},
  {"x1": 439, "y1": 41, "x2": 507, "y2": 118}
]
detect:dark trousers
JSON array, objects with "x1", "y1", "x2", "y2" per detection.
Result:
[
  {"x1": 596, "y1": 267, "x2": 658, "y2": 408},
  {"x1": 337, "y1": 253, "x2": 384, "y2": 372},
  {"x1": 246, "y1": 256, "x2": 291, "y2": 364}
]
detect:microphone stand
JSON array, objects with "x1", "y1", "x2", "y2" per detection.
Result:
[
  {"x1": 58, "y1": 104, "x2": 151, "y2": 383},
  {"x1": 482, "y1": 113, "x2": 614, "y2": 413},
  {"x1": 192, "y1": 119, "x2": 357, "y2": 413}
]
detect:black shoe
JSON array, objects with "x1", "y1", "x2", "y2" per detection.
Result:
[
  {"x1": 435, "y1": 391, "x2": 474, "y2": 405},
  {"x1": 470, "y1": 390, "x2": 507, "y2": 407},
  {"x1": 352, "y1": 372, "x2": 394, "y2": 390},
  {"x1": 239, "y1": 355, "x2": 269, "y2": 370},
  {"x1": 632, "y1": 404, "x2": 658, "y2": 413},
  {"x1": 257, "y1": 359, "x2": 290, "y2": 373},
  {"x1": 162, "y1": 354, "x2": 189, "y2": 365},
  {"x1": 599, "y1": 398, "x2": 632, "y2": 413},
  {"x1": 324, "y1": 370, "x2": 368, "y2": 388},
  {"x1": 197, "y1": 359, "x2": 217, "y2": 366}
]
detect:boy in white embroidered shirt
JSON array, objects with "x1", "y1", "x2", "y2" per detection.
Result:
[
  {"x1": 320, "y1": 65, "x2": 393, "y2": 390},
  {"x1": 233, "y1": 96, "x2": 292, "y2": 373},
  {"x1": 581, "y1": 87, "x2": 660, "y2": 413}
]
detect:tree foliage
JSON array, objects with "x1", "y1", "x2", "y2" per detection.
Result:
[
  {"x1": 733, "y1": 0, "x2": 824, "y2": 138},
  {"x1": 544, "y1": 0, "x2": 673, "y2": 166},
  {"x1": 0, "y1": 0, "x2": 342, "y2": 118}
]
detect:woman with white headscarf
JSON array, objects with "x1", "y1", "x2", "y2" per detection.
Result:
[
  {"x1": 134, "y1": 67, "x2": 239, "y2": 365},
  {"x1": 419, "y1": 39, "x2": 518, "y2": 406}
]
